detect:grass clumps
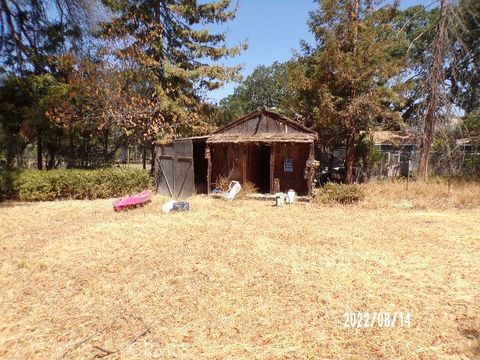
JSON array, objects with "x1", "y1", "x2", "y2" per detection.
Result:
[
  {"x1": 1, "y1": 168, "x2": 151, "y2": 202},
  {"x1": 213, "y1": 175, "x2": 259, "y2": 199},
  {"x1": 213, "y1": 175, "x2": 230, "y2": 192},
  {"x1": 361, "y1": 179, "x2": 480, "y2": 209},
  {"x1": 236, "y1": 181, "x2": 259, "y2": 199},
  {"x1": 316, "y1": 182, "x2": 365, "y2": 205},
  {"x1": 1, "y1": 196, "x2": 479, "y2": 358}
]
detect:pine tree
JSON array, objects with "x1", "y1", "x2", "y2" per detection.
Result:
[
  {"x1": 100, "y1": 0, "x2": 246, "y2": 140},
  {"x1": 0, "y1": 0, "x2": 94, "y2": 73},
  {"x1": 306, "y1": 0, "x2": 406, "y2": 183}
]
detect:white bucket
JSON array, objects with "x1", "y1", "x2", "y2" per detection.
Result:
[
  {"x1": 275, "y1": 193, "x2": 285, "y2": 206},
  {"x1": 287, "y1": 189, "x2": 296, "y2": 204}
]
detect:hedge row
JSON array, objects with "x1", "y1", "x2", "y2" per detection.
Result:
[{"x1": 0, "y1": 168, "x2": 152, "y2": 202}]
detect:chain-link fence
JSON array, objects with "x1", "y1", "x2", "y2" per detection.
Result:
[{"x1": 318, "y1": 145, "x2": 479, "y2": 183}]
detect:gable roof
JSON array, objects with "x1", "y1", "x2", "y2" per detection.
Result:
[
  {"x1": 207, "y1": 133, "x2": 316, "y2": 144},
  {"x1": 214, "y1": 107, "x2": 318, "y2": 135}
]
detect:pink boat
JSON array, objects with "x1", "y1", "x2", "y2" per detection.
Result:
[{"x1": 113, "y1": 190, "x2": 152, "y2": 212}]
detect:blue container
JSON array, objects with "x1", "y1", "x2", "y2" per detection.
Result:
[{"x1": 172, "y1": 202, "x2": 190, "y2": 212}]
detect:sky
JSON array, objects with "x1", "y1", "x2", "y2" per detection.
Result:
[{"x1": 207, "y1": 0, "x2": 436, "y2": 104}]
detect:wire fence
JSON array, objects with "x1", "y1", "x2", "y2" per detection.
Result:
[{"x1": 318, "y1": 146, "x2": 480, "y2": 183}]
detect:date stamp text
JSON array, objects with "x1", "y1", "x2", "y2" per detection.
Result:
[{"x1": 343, "y1": 311, "x2": 411, "y2": 328}]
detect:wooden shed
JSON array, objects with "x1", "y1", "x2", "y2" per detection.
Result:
[
  {"x1": 206, "y1": 108, "x2": 318, "y2": 196},
  {"x1": 155, "y1": 108, "x2": 318, "y2": 198}
]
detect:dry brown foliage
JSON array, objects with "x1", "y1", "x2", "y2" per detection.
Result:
[
  {"x1": 213, "y1": 176, "x2": 258, "y2": 199},
  {"x1": 214, "y1": 175, "x2": 230, "y2": 192},
  {"x1": 0, "y1": 188, "x2": 479, "y2": 358},
  {"x1": 236, "y1": 181, "x2": 259, "y2": 199}
]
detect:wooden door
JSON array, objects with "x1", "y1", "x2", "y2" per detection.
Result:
[
  {"x1": 173, "y1": 140, "x2": 194, "y2": 199},
  {"x1": 155, "y1": 144, "x2": 175, "y2": 197}
]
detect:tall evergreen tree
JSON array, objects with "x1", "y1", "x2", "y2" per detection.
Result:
[
  {"x1": 100, "y1": 0, "x2": 246, "y2": 141},
  {"x1": 306, "y1": 0, "x2": 406, "y2": 183},
  {"x1": 454, "y1": 0, "x2": 480, "y2": 115},
  {"x1": 393, "y1": 5, "x2": 439, "y2": 125},
  {"x1": 0, "y1": 0, "x2": 96, "y2": 73}
]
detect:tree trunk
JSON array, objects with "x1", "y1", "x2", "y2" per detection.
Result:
[
  {"x1": 81, "y1": 136, "x2": 86, "y2": 168},
  {"x1": 86, "y1": 138, "x2": 90, "y2": 168},
  {"x1": 343, "y1": 0, "x2": 359, "y2": 185},
  {"x1": 150, "y1": 142, "x2": 155, "y2": 177},
  {"x1": 68, "y1": 135, "x2": 74, "y2": 169},
  {"x1": 37, "y1": 136, "x2": 43, "y2": 170},
  {"x1": 47, "y1": 150, "x2": 55, "y2": 170},
  {"x1": 103, "y1": 129, "x2": 110, "y2": 165},
  {"x1": 6, "y1": 147, "x2": 15, "y2": 170},
  {"x1": 328, "y1": 151, "x2": 334, "y2": 174},
  {"x1": 344, "y1": 127, "x2": 356, "y2": 184},
  {"x1": 142, "y1": 140, "x2": 147, "y2": 170},
  {"x1": 417, "y1": 0, "x2": 448, "y2": 181}
]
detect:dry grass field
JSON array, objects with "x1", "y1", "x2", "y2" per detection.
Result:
[{"x1": 1, "y1": 183, "x2": 479, "y2": 359}]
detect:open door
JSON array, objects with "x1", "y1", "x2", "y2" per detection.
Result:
[{"x1": 247, "y1": 144, "x2": 271, "y2": 193}]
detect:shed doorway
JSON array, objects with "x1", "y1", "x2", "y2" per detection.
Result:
[
  {"x1": 192, "y1": 141, "x2": 208, "y2": 194},
  {"x1": 247, "y1": 144, "x2": 271, "y2": 193}
]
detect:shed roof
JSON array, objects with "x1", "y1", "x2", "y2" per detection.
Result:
[
  {"x1": 207, "y1": 133, "x2": 316, "y2": 144},
  {"x1": 173, "y1": 135, "x2": 209, "y2": 142},
  {"x1": 214, "y1": 107, "x2": 318, "y2": 136}
]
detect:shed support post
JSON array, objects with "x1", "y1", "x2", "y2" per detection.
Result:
[
  {"x1": 270, "y1": 143, "x2": 275, "y2": 194},
  {"x1": 307, "y1": 142, "x2": 315, "y2": 196},
  {"x1": 242, "y1": 145, "x2": 247, "y2": 185},
  {"x1": 207, "y1": 145, "x2": 212, "y2": 195}
]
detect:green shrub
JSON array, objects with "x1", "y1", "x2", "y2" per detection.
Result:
[
  {"x1": 0, "y1": 168, "x2": 152, "y2": 202},
  {"x1": 316, "y1": 183, "x2": 365, "y2": 205},
  {"x1": 0, "y1": 171, "x2": 18, "y2": 201}
]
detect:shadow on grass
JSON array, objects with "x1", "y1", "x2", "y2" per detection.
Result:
[{"x1": 0, "y1": 201, "x2": 37, "y2": 209}]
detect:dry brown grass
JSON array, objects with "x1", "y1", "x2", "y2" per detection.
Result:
[
  {"x1": 361, "y1": 180, "x2": 480, "y2": 210},
  {"x1": 212, "y1": 176, "x2": 258, "y2": 199},
  {"x1": 1, "y1": 190, "x2": 479, "y2": 359}
]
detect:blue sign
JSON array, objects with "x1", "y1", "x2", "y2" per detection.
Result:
[{"x1": 284, "y1": 158, "x2": 293, "y2": 172}]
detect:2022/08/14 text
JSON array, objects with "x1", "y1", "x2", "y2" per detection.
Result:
[{"x1": 343, "y1": 312, "x2": 411, "y2": 328}]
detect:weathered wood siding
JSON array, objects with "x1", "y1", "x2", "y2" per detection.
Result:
[
  {"x1": 211, "y1": 144, "x2": 245, "y2": 186},
  {"x1": 210, "y1": 142, "x2": 311, "y2": 196},
  {"x1": 221, "y1": 114, "x2": 304, "y2": 135},
  {"x1": 273, "y1": 143, "x2": 310, "y2": 195}
]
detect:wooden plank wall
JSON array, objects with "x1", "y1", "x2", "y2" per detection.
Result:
[
  {"x1": 273, "y1": 143, "x2": 310, "y2": 195},
  {"x1": 210, "y1": 144, "x2": 245, "y2": 187},
  {"x1": 209, "y1": 142, "x2": 312, "y2": 196},
  {"x1": 222, "y1": 115, "x2": 303, "y2": 135}
]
